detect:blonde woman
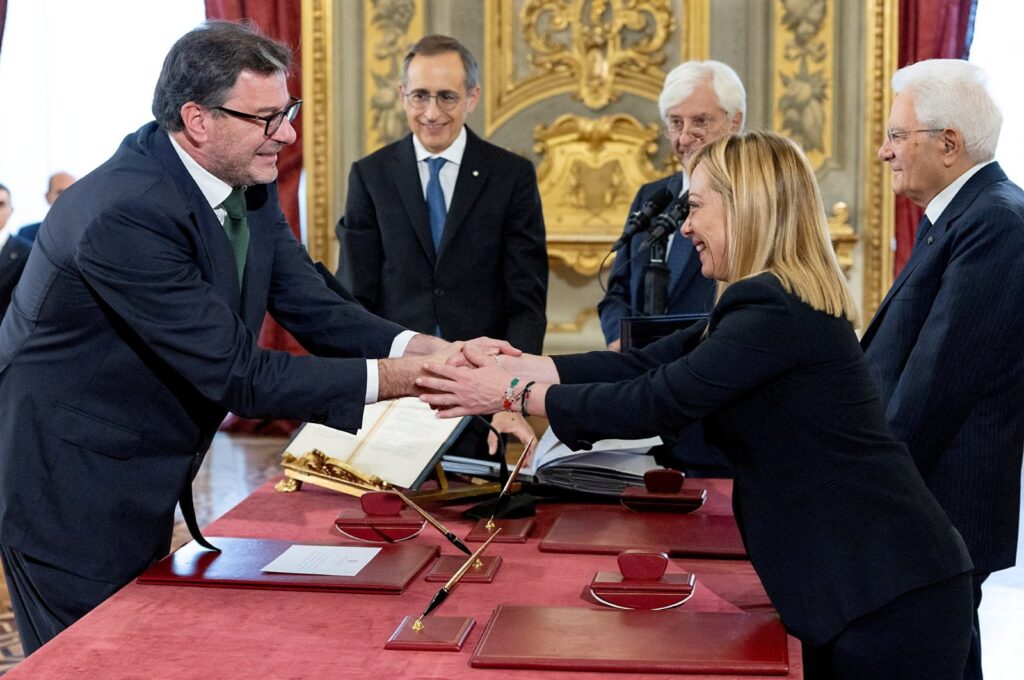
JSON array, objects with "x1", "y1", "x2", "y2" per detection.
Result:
[{"x1": 419, "y1": 131, "x2": 973, "y2": 679}]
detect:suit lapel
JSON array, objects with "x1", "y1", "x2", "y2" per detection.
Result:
[
  {"x1": 437, "y1": 129, "x2": 488, "y2": 262},
  {"x1": 391, "y1": 136, "x2": 437, "y2": 265},
  {"x1": 150, "y1": 129, "x2": 242, "y2": 307},
  {"x1": 863, "y1": 162, "x2": 1007, "y2": 342}
]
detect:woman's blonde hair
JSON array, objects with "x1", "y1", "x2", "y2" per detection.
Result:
[{"x1": 690, "y1": 130, "x2": 859, "y2": 326}]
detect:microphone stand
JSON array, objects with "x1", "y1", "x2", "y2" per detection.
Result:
[{"x1": 641, "y1": 235, "x2": 670, "y2": 316}]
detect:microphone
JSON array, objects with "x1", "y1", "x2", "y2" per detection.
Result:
[
  {"x1": 610, "y1": 187, "x2": 674, "y2": 252},
  {"x1": 640, "y1": 192, "x2": 690, "y2": 252}
]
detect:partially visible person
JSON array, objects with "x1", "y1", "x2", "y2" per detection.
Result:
[
  {"x1": 0, "y1": 183, "x2": 26, "y2": 316},
  {"x1": 0, "y1": 21, "x2": 511, "y2": 656},
  {"x1": 0, "y1": 173, "x2": 78, "y2": 317},
  {"x1": 865, "y1": 58, "x2": 1024, "y2": 680},
  {"x1": 16, "y1": 171, "x2": 77, "y2": 243},
  {"x1": 422, "y1": 131, "x2": 974, "y2": 680},
  {"x1": 0, "y1": 183, "x2": 11, "y2": 232},
  {"x1": 336, "y1": 34, "x2": 547, "y2": 456},
  {"x1": 597, "y1": 60, "x2": 743, "y2": 477}
]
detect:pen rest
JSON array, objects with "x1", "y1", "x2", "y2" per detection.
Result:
[
  {"x1": 589, "y1": 572, "x2": 696, "y2": 610},
  {"x1": 466, "y1": 517, "x2": 534, "y2": 543},
  {"x1": 425, "y1": 555, "x2": 502, "y2": 583},
  {"x1": 619, "y1": 486, "x2": 707, "y2": 513},
  {"x1": 386, "y1": 615, "x2": 475, "y2": 651},
  {"x1": 334, "y1": 509, "x2": 425, "y2": 542}
]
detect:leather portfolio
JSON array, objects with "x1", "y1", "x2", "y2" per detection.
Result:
[
  {"x1": 470, "y1": 605, "x2": 789, "y2": 675},
  {"x1": 540, "y1": 508, "x2": 747, "y2": 558},
  {"x1": 137, "y1": 537, "x2": 437, "y2": 594}
]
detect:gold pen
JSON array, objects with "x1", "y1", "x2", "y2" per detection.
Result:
[
  {"x1": 485, "y1": 435, "x2": 536, "y2": 530},
  {"x1": 412, "y1": 527, "x2": 502, "y2": 630},
  {"x1": 389, "y1": 488, "x2": 473, "y2": 557}
]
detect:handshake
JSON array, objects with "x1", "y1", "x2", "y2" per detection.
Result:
[{"x1": 381, "y1": 335, "x2": 557, "y2": 457}]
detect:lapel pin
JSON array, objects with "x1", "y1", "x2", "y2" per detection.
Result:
[
  {"x1": 472, "y1": 170, "x2": 479, "y2": 177},
  {"x1": 927, "y1": 236, "x2": 934, "y2": 245}
]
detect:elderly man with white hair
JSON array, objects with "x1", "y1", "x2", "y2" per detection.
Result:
[
  {"x1": 864, "y1": 58, "x2": 1024, "y2": 680},
  {"x1": 597, "y1": 60, "x2": 744, "y2": 477}
]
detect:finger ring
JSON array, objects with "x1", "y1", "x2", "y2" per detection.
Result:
[{"x1": 493, "y1": 355, "x2": 502, "y2": 367}]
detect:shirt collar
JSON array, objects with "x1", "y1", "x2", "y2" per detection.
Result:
[
  {"x1": 926, "y1": 160, "x2": 993, "y2": 224},
  {"x1": 167, "y1": 132, "x2": 235, "y2": 211},
  {"x1": 412, "y1": 126, "x2": 467, "y2": 166}
]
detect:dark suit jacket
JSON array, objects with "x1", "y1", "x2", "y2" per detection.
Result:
[
  {"x1": 336, "y1": 128, "x2": 548, "y2": 354},
  {"x1": 0, "y1": 122, "x2": 406, "y2": 585},
  {"x1": 862, "y1": 161, "x2": 1024, "y2": 574},
  {"x1": 547, "y1": 274, "x2": 971, "y2": 645},
  {"x1": 598, "y1": 174, "x2": 715, "y2": 344},
  {"x1": 0, "y1": 234, "x2": 31, "y2": 318}
]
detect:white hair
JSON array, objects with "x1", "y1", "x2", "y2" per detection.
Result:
[
  {"x1": 893, "y1": 59, "x2": 1002, "y2": 163},
  {"x1": 658, "y1": 60, "x2": 746, "y2": 130}
]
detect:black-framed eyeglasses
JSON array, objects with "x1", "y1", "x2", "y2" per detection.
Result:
[
  {"x1": 215, "y1": 96, "x2": 302, "y2": 136},
  {"x1": 886, "y1": 128, "x2": 943, "y2": 144},
  {"x1": 403, "y1": 90, "x2": 463, "y2": 112}
]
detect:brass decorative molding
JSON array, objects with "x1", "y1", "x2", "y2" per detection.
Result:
[
  {"x1": 861, "y1": 0, "x2": 897, "y2": 320},
  {"x1": 773, "y1": 0, "x2": 834, "y2": 170},
  {"x1": 363, "y1": 0, "x2": 424, "y2": 152},
  {"x1": 547, "y1": 307, "x2": 599, "y2": 334},
  {"x1": 485, "y1": 0, "x2": 675, "y2": 134},
  {"x1": 683, "y1": 0, "x2": 710, "y2": 61},
  {"x1": 534, "y1": 113, "x2": 665, "y2": 276},
  {"x1": 301, "y1": 0, "x2": 335, "y2": 265},
  {"x1": 827, "y1": 202, "x2": 857, "y2": 275}
]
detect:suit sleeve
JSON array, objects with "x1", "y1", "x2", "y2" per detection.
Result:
[
  {"x1": 76, "y1": 198, "x2": 394, "y2": 431},
  {"x1": 598, "y1": 188, "x2": 646, "y2": 344},
  {"x1": 336, "y1": 161, "x2": 383, "y2": 311},
  {"x1": 885, "y1": 204, "x2": 1024, "y2": 473},
  {"x1": 500, "y1": 159, "x2": 548, "y2": 354},
  {"x1": 549, "y1": 278, "x2": 798, "y2": 449}
]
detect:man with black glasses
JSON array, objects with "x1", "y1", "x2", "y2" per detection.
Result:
[
  {"x1": 0, "y1": 21, "x2": 486, "y2": 654},
  {"x1": 337, "y1": 34, "x2": 548, "y2": 455}
]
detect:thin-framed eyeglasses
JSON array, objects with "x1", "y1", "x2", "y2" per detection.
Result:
[
  {"x1": 886, "y1": 128, "x2": 944, "y2": 144},
  {"x1": 403, "y1": 90, "x2": 463, "y2": 112},
  {"x1": 661, "y1": 114, "x2": 718, "y2": 140},
  {"x1": 214, "y1": 96, "x2": 302, "y2": 136}
]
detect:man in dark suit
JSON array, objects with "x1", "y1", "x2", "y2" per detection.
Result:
[
  {"x1": 337, "y1": 34, "x2": 547, "y2": 452},
  {"x1": 0, "y1": 22, "x2": 485, "y2": 655},
  {"x1": 598, "y1": 60, "x2": 745, "y2": 476},
  {"x1": 864, "y1": 58, "x2": 1024, "y2": 680}
]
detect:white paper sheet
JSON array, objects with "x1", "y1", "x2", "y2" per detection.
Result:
[{"x1": 260, "y1": 545, "x2": 381, "y2": 577}]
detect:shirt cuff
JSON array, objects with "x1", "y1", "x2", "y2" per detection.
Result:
[
  {"x1": 390, "y1": 330, "x2": 417, "y2": 358},
  {"x1": 365, "y1": 331, "x2": 418, "y2": 404}
]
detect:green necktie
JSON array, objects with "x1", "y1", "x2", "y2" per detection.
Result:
[{"x1": 220, "y1": 187, "x2": 249, "y2": 286}]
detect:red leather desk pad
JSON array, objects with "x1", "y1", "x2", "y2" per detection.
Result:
[
  {"x1": 471, "y1": 605, "x2": 789, "y2": 675},
  {"x1": 137, "y1": 536, "x2": 437, "y2": 594},
  {"x1": 541, "y1": 508, "x2": 747, "y2": 558}
]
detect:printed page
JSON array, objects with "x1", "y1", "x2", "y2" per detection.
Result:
[{"x1": 261, "y1": 545, "x2": 381, "y2": 577}]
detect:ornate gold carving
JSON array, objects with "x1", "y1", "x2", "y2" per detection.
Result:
[
  {"x1": 683, "y1": 0, "x2": 710, "y2": 61},
  {"x1": 363, "y1": 0, "x2": 424, "y2": 152},
  {"x1": 547, "y1": 307, "x2": 599, "y2": 333},
  {"x1": 301, "y1": 0, "x2": 335, "y2": 265},
  {"x1": 485, "y1": 0, "x2": 675, "y2": 134},
  {"x1": 861, "y1": 0, "x2": 897, "y2": 319},
  {"x1": 773, "y1": 0, "x2": 834, "y2": 169},
  {"x1": 534, "y1": 113, "x2": 665, "y2": 276},
  {"x1": 280, "y1": 448, "x2": 392, "y2": 497},
  {"x1": 827, "y1": 202, "x2": 857, "y2": 275}
]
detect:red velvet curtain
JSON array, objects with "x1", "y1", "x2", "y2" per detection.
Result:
[
  {"x1": 207, "y1": 1, "x2": 304, "y2": 435},
  {"x1": 0, "y1": 0, "x2": 7, "y2": 57},
  {"x1": 893, "y1": 0, "x2": 977, "y2": 275}
]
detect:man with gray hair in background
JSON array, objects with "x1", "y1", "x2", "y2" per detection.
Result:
[
  {"x1": 598, "y1": 60, "x2": 744, "y2": 476},
  {"x1": 864, "y1": 58, "x2": 1024, "y2": 680}
]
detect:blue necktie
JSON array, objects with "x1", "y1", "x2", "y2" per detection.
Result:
[
  {"x1": 666, "y1": 234, "x2": 689, "y2": 293},
  {"x1": 426, "y1": 157, "x2": 447, "y2": 252}
]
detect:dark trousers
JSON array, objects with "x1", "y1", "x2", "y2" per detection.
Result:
[
  {"x1": 964, "y1": 572, "x2": 989, "y2": 680},
  {"x1": 802, "y1": 572, "x2": 973, "y2": 680},
  {"x1": 0, "y1": 545, "x2": 122, "y2": 655}
]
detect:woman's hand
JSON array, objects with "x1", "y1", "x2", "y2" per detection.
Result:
[{"x1": 416, "y1": 361, "x2": 510, "y2": 417}]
